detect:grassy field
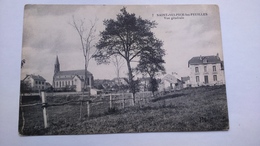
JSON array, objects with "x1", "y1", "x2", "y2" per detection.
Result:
[{"x1": 19, "y1": 85, "x2": 229, "y2": 135}]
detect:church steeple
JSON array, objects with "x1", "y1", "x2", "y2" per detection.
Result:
[{"x1": 54, "y1": 55, "x2": 60, "y2": 74}]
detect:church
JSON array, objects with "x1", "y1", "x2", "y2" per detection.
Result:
[{"x1": 53, "y1": 56, "x2": 94, "y2": 92}]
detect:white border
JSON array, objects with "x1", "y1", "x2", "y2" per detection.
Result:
[{"x1": 1, "y1": 0, "x2": 260, "y2": 146}]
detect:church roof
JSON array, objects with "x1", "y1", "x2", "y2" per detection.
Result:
[
  {"x1": 188, "y1": 55, "x2": 222, "y2": 66},
  {"x1": 55, "y1": 69, "x2": 92, "y2": 76},
  {"x1": 55, "y1": 55, "x2": 59, "y2": 65}
]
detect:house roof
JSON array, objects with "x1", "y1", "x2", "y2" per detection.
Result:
[
  {"x1": 162, "y1": 74, "x2": 181, "y2": 84},
  {"x1": 188, "y1": 55, "x2": 222, "y2": 66},
  {"x1": 24, "y1": 74, "x2": 46, "y2": 81},
  {"x1": 55, "y1": 69, "x2": 92, "y2": 76},
  {"x1": 73, "y1": 75, "x2": 85, "y2": 82},
  {"x1": 54, "y1": 74, "x2": 85, "y2": 82},
  {"x1": 181, "y1": 76, "x2": 190, "y2": 82}
]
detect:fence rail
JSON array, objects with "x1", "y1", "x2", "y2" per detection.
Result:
[{"x1": 19, "y1": 91, "x2": 153, "y2": 132}]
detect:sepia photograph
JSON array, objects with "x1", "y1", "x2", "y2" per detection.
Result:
[{"x1": 19, "y1": 5, "x2": 229, "y2": 135}]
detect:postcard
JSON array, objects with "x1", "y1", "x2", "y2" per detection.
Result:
[{"x1": 19, "y1": 5, "x2": 229, "y2": 135}]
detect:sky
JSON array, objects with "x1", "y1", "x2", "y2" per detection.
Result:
[{"x1": 21, "y1": 5, "x2": 224, "y2": 83}]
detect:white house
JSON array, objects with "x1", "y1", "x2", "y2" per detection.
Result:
[
  {"x1": 159, "y1": 73, "x2": 183, "y2": 92},
  {"x1": 188, "y1": 54, "x2": 225, "y2": 87},
  {"x1": 23, "y1": 74, "x2": 47, "y2": 91}
]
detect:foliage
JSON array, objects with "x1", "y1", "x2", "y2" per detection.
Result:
[
  {"x1": 136, "y1": 40, "x2": 166, "y2": 78},
  {"x1": 148, "y1": 78, "x2": 159, "y2": 93},
  {"x1": 21, "y1": 59, "x2": 26, "y2": 68},
  {"x1": 20, "y1": 80, "x2": 31, "y2": 94},
  {"x1": 136, "y1": 40, "x2": 166, "y2": 95}
]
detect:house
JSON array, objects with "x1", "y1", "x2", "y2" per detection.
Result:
[
  {"x1": 181, "y1": 76, "x2": 191, "y2": 88},
  {"x1": 188, "y1": 53, "x2": 225, "y2": 87},
  {"x1": 112, "y1": 77, "x2": 128, "y2": 85},
  {"x1": 22, "y1": 74, "x2": 47, "y2": 92},
  {"x1": 159, "y1": 73, "x2": 184, "y2": 92},
  {"x1": 53, "y1": 56, "x2": 94, "y2": 92}
]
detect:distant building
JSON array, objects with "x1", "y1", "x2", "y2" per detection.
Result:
[
  {"x1": 181, "y1": 76, "x2": 191, "y2": 88},
  {"x1": 188, "y1": 53, "x2": 225, "y2": 87},
  {"x1": 23, "y1": 74, "x2": 47, "y2": 91},
  {"x1": 53, "y1": 56, "x2": 94, "y2": 92},
  {"x1": 112, "y1": 77, "x2": 128, "y2": 85},
  {"x1": 159, "y1": 73, "x2": 183, "y2": 92}
]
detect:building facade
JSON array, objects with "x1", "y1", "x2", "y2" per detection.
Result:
[
  {"x1": 159, "y1": 73, "x2": 184, "y2": 92},
  {"x1": 53, "y1": 56, "x2": 94, "y2": 92},
  {"x1": 23, "y1": 74, "x2": 47, "y2": 92},
  {"x1": 188, "y1": 54, "x2": 225, "y2": 87}
]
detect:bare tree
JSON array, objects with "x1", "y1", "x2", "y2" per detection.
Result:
[
  {"x1": 70, "y1": 16, "x2": 98, "y2": 119},
  {"x1": 111, "y1": 55, "x2": 125, "y2": 85}
]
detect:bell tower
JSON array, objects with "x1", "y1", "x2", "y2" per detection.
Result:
[{"x1": 54, "y1": 55, "x2": 60, "y2": 74}]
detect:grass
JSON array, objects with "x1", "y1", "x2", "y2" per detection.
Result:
[{"x1": 19, "y1": 85, "x2": 229, "y2": 135}]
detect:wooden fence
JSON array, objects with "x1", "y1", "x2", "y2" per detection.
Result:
[{"x1": 19, "y1": 91, "x2": 153, "y2": 131}]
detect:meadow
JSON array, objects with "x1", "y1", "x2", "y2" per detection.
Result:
[{"x1": 19, "y1": 85, "x2": 229, "y2": 135}]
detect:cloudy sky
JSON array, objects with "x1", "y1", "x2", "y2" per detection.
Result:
[{"x1": 21, "y1": 5, "x2": 224, "y2": 83}]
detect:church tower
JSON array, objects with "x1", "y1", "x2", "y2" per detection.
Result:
[{"x1": 54, "y1": 55, "x2": 60, "y2": 74}]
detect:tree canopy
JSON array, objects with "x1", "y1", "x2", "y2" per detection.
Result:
[
  {"x1": 94, "y1": 7, "x2": 165, "y2": 102},
  {"x1": 94, "y1": 7, "x2": 158, "y2": 64}
]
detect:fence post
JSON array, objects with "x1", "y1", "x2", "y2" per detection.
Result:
[
  {"x1": 131, "y1": 93, "x2": 135, "y2": 106},
  {"x1": 41, "y1": 92, "x2": 48, "y2": 128},
  {"x1": 87, "y1": 101, "x2": 90, "y2": 117},
  {"x1": 123, "y1": 99, "x2": 125, "y2": 109},
  {"x1": 110, "y1": 94, "x2": 112, "y2": 108}
]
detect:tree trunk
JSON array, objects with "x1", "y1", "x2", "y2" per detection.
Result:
[{"x1": 126, "y1": 60, "x2": 136, "y2": 104}]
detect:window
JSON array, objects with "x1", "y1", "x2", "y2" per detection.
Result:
[
  {"x1": 204, "y1": 66, "x2": 207, "y2": 72},
  {"x1": 213, "y1": 66, "x2": 216, "y2": 72},
  {"x1": 204, "y1": 76, "x2": 208, "y2": 84},
  {"x1": 213, "y1": 75, "x2": 217, "y2": 81},
  {"x1": 35, "y1": 81, "x2": 38, "y2": 84},
  {"x1": 56, "y1": 82, "x2": 58, "y2": 87},
  {"x1": 72, "y1": 80, "x2": 74, "y2": 85},
  {"x1": 195, "y1": 67, "x2": 199, "y2": 73},
  {"x1": 59, "y1": 81, "x2": 61, "y2": 87},
  {"x1": 196, "y1": 76, "x2": 200, "y2": 82},
  {"x1": 62, "y1": 81, "x2": 64, "y2": 86}
]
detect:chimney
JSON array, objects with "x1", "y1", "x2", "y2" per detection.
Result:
[{"x1": 216, "y1": 53, "x2": 219, "y2": 59}]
